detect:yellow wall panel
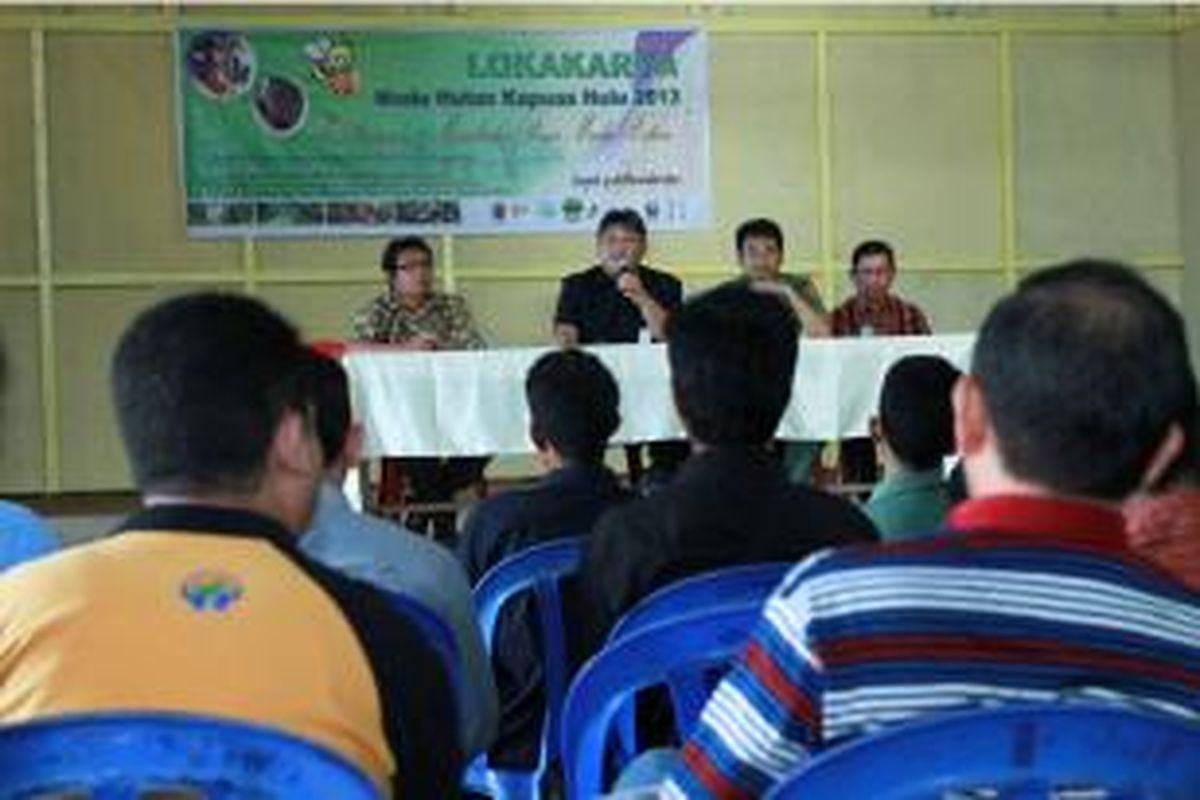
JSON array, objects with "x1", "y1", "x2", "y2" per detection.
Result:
[
  {"x1": 47, "y1": 33, "x2": 241, "y2": 274},
  {"x1": 260, "y1": 283, "x2": 385, "y2": 341},
  {"x1": 458, "y1": 278, "x2": 560, "y2": 347},
  {"x1": 55, "y1": 285, "x2": 240, "y2": 491},
  {"x1": 257, "y1": 238, "x2": 386, "y2": 279},
  {"x1": 1014, "y1": 34, "x2": 1180, "y2": 260},
  {"x1": 829, "y1": 35, "x2": 1002, "y2": 265},
  {"x1": 0, "y1": 291, "x2": 44, "y2": 491},
  {"x1": 0, "y1": 34, "x2": 35, "y2": 277},
  {"x1": 1177, "y1": 30, "x2": 1200, "y2": 373},
  {"x1": 670, "y1": 33, "x2": 818, "y2": 269}
]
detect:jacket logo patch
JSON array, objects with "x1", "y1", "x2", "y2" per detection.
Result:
[{"x1": 181, "y1": 569, "x2": 245, "y2": 612}]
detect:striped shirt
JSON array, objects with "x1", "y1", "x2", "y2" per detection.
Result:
[{"x1": 666, "y1": 495, "x2": 1200, "y2": 799}]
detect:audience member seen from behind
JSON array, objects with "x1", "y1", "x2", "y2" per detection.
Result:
[
  {"x1": 661, "y1": 260, "x2": 1200, "y2": 798},
  {"x1": 300, "y1": 353, "x2": 498, "y2": 760},
  {"x1": 865, "y1": 355, "x2": 962, "y2": 539},
  {"x1": 579, "y1": 283, "x2": 878, "y2": 657},
  {"x1": 1125, "y1": 413, "x2": 1200, "y2": 591},
  {"x1": 832, "y1": 240, "x2": 933, "y2": 487},
  {"x1": 459, "y1": 348, "x2": 631, "y2": 767},
  {"x1": 0, "y1": 293, "x2": 461, "y2": 797},
  {"x1": 350, "y1": 235, "x2": 490, "y2": 534}
]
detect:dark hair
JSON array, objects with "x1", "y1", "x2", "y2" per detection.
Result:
[
  {"x1": 667, "y1": 283, "x2": 799, "y2": 445},
  {"x1": 309, "y1": 353, "x2": 352, "y2": 469},
  {"x1": 851, "y1": 240, "x2": 895, "y2": 271},
  {"x1": 596, "y1": 208, "x2": 647, "y2": 239},
  {"x1": 111, "y1": 292, "x2": 312, "y2": 494},
  {"x1": 380, "y1": 236, "x2": 434, "y2": 274},
  {"x1": 735, "y1": 218, "x2": 785, "y2": 254},
  {"x1": 973, "y1": 259, "x2": 1197, "y2": 500},
  {"x1": 526, "y1": 349, "x2": 620, "y2": 464},
  {"x1": 879, "y1": 355, "x2": 961, "y2": 471}
]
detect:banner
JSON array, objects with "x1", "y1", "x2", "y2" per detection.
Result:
[{"x1": 177, "y1": 27, "x2": 710, "y2": 237}]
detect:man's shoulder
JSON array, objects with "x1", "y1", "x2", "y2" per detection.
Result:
[
  {"x1": 780, "y1": 483, "x2": 879, "y2": 542},
  {"x1": 639, "y1": 264, "x2": 681, "y2": 288},
  {"x1": 591, "y1": 487, "x2": 669, "y2": 542},
  {"x1": 561, "y1": 265, "x2": 606, "y2": 287}
]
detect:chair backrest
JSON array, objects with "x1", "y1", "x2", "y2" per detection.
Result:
[
  {"x1": 388, "y1": 591, "x2": 460, "y2": 689},
  {"x1": 604, "y1": 561, "x2": 791, "y2": 754},
  {"x1": 561, "y1": 605, "x2": 760, "y2": 798},
  {"x1": 608, "y1": 562, "x2": 792, "y2": 644},
  {"x1": 472, "y1": 536, "x2": 584, "y2": 766},
  {"x1": 0, "y1": 711, "x2": 381, "y2": 799},
  {"x1": 765, "y1": 703, "x2": 1200, "y2": 800}
]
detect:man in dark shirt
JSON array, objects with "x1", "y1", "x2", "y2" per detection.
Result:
[
  {"x1": 553, "y1": 208, "x2": 687, "y2": 488},
  {"x1": 459, "y1": 348, "x2": 630, "y2": 766},
  {"x1": 553, "y1": 208, "x2": 682, "y2": 347},
  {"x1": 578, "y1": 284, "x2": 879, "y2": 655}
]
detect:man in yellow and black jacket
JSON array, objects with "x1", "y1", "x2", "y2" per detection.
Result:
[{"x1": 0, "y1": 293, "x2": 460, "y2": 797}]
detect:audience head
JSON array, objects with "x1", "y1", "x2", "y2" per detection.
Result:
[
  {"x1": 380, "y1": 236, "x2": 435, "y2": 304},
  {"x1": 112, "y1": 292, "x2": 322, "y2": 531},
  {"x1": 850, "y1": 239, "x2": 897, "y2": 302},
  {"x1": 667, "y1": 283, "x2": 799, "y2": 447},
  {"x1": 526, "y1": 349, "x2": 620, "y2": 466},
  {"x1": 957, "y1": 259, "x2": 1196, "y2": 502},
  {"x1": 736, "y1": 218, "x2": 785, "y2": 281},
  {"x1": 877, "y1": 355, "x2": 961, "y2": 472},
  {"x1": 308, "y1": 353, "x2": 362, "y2": 479},
  {"x1": 595, "y1": 208, "x2": 648, "y2": 274}
]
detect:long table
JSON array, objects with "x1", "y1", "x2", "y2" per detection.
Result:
[{"x1": 342, "y1": 335, "x2": 975, "y2": 457}]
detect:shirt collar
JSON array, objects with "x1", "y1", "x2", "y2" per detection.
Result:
[
  {"x1": 947, "y1": 494, "x2": 1128, "y2": 551},
  {"x1": 676, "y1": 444, "x2": 779, "y2": 483},
  {"x1": 117, "y1": 504, "x2": 299, "y2": 552},
  {"x1": 871, "y1": 468, "x2": 944, "y2": 500},
  {"x1": 540, "y1": 462, "x2": 620, "y2": 490}
]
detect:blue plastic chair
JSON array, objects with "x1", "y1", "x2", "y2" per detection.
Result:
[
  {"x1": 765, "y1": 703, "x2": 1200, "y2": 799},
  {"x1": 465, "y1": 536, "x2": 584, "y2": 799},
  {"x1": 0, "y1": 711, "x2": 381, "y2": 798},
  {"x1": 606, "y1": 562, "x2": 791, "y2": 760},
  {"x1": 607, "y1": 562, "x2": 791, "y2": 645},
  {"x1": 561, "y1": 604, "x2": 760, "y2": 799}
]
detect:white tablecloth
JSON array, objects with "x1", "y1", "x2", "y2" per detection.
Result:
[{"x1": 343, "y1": 335, "x2": 976, "y2": 457}]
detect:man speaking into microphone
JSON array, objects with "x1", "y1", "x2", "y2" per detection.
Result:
[{"x1": 553, "y1": 208, "x2": 686, "y2": 488}]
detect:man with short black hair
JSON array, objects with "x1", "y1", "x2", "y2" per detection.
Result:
[
  {"x1": 732, "y1": 217, "x2": 830, "y2": 337},
  {"x1": 833, "y1": 239, "x2": 933, "y2": 486},
  {"x1": 0, "y1": 293, "x2": 461, "y2": 796},
  {"x1": 831, "y1": 239, "x2": 930, "y2": 337},
  {"x1": 300, "y1": 353, "x2": 497, "y2": 760},
  {"x1": 459, "y1": 348, "x2": 630, "y2": 766},
  {"x1": 865, "y1": 354, "x2": 961, "y2": 539},
  {"x1": 554, "y1": 208, "x2": 688, "y2": 487},
  {"x1": 553, "y1": 209, "x2": 681, "y2": 347},
  {"x1": 664, "y1": 260, "x2": 1200, "y2": 799},
  {"x1": 578, "y1": 283, "x2": 877, "y2": 653}
]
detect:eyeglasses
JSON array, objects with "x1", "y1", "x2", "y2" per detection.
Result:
[{"x1": 394, "y1": 257, "x2": 433, "y2": 272}]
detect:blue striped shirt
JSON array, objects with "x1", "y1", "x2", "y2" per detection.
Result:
[{"x1": 666, "y1": 495, "x2": 1200, "y2": 798}]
